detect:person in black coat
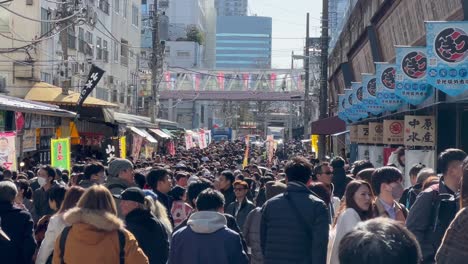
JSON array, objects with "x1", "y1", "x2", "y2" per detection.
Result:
[
  {"x1": 118, "y1": 187, "x2": 169, "y2": 264},
  {"x1": 0, "y1": 181, "x2": 36, "y2": 264},
  {"x1": 330, "y1": 157, "x2": 353, "y2": 199}
]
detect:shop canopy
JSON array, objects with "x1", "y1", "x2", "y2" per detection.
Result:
[
  {"x1": 0, "y1": 94, "x2": 76, "y2": 118},
  {"x1": 25, "y1": 82, "x2": 118, "y2": 108},
  {"x1": 161, "y1": 128, "x2": 176, "y2": 138},
  {"x1": 149, "y1": 128, "x2": 171, "y2": 139},
  {"x1": 311, "y1": 116, "x2": 347, "y2": 135},
  {"x1": 114, "y1": 112, "x2": 157, "y2": 128},
  {"x1": 129, "y1": 126, "x2": 158, "y2": 143}
]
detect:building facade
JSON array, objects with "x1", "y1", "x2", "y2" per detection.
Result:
[
  {"x1": 216, "y1": 16, "x2": 272, "y2": 69},
  {"x1": 215, "y1": 0, "x2": 248, "y2": 16}
]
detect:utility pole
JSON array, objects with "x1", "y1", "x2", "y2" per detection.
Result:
[
  {"x1": 303, "y1": 13, "x2": 311, "y2": 138},
  {"x1": 318, "y1": 0, "x2": 329, "y2": 159},
  {"x1": 291, "y1": 51, "x2": 294, "y2": 69},
  {"x1": 150, "y1": 0, "x2": 160, "y2": 123},
  {"x1": 60, "y1": 0, "x2": 71, "y2": 95}
]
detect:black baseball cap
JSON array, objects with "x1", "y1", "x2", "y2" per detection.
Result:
[{"x1": 114, "y1": 187, "x2": 145, "y2": 204}]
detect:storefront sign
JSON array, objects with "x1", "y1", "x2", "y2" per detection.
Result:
[
  {"x1": 51, "y1": 138, "x2": 70, "y2": 171},
  {"x1": 357, "y1": 125, "x2": 369, "y2": 144},
  {"x1": 404, "y1": 115, "x2": 435, "y2": 147},
  {"x1": 426, "y1": 21, "x2": 468, "y2": 96},
  {"x1": 120, "y1": 136, "x2": 126, "y2": 159},
  {"x1": 383, "y1": 120, "x2": 404, "y2": 145},
  {"x1": 395, "y1": 46, "x2": 432, "y2": 105},
  {"x1": 0, "y1": 132, "x2": 16, "y2": 170},
  {"x1": 352, "y1": 82, "x2": 369, "y2": 120},
  {"x1": 102, "y1": 137, "x2": 120, "y2": 165},
  {"x1": 376, "y1": 62, "x2": 404, "y2": 111},
  {"x1": 22, "y1": 130, "x2": 36, "y2": 152},
  {"x1": 362, "y1": 73, "x2": 385, "y2": 115},
  {"x1": 368, "y1": 122, "x2": 383, "y2": 144},
  {"x1": 349, "y1": 125, "x2": 358, "y2": 143}
]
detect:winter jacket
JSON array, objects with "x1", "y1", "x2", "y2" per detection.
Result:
[
  {"x1": 243, "y1": 207, "x2": 263, "y2": 264},
  {"x1": 406, "y1": 179, "x2": 457, "y2": 264},
  {"x1": 105, "y1": 177, "x2": 136, "y2": 217},
  {"x1": 436, "y1": 207, "x2": 468, "y2": 264},
  {"x1": 125, "y1": 208, "x2": 169, "y2": 264},
  {"x1": 155, "y1": 190, "x2": 174, "y2": 226},
  {"x1": 36, "y1": 213, "x2": 67, "y2": 264},
  {"x1": 222, "y1": 186, "x2": 236, "y2": 210},
  {"x1": 331, "y1": 168, "x2": 353, "y2": 199},
  {"x1": 32, "y1": 186, "x2": 54, "y2": 223},
  {"x1": 260, "y1": 181, "x2": 329, "y2": 264},
  {"x1": 169, "y1": 211, "x2": 249, "y2": 264},
  {"x1": 52, "y1": 207, "x2": 148, "y2": 264},
  {"x1": 226, "y1": 198, "x2": 256, "y2": 230},
  {"x1": 328, "y1": 208, "x2": 361, "y2": 264},
  {"x1": 0, "y1": 201, "x2": 36, "y2": 264}
]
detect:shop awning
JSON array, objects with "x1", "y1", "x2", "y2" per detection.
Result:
[
  {"x1": 149, "y1": 128, "x2": 171, "y2": 139},
  {"x1": 114, "y1": 112, "x2": 157, "y2": 128},
  {"x1": 129, "y1": 126, "x2": 158, "y2": 143},
  {"x1": 311, "y1": 116, "x2": 346, "y2": 135},
  {"x1": 0, "y1": 94, "x2": 76, "y2": 118},
  {"x1": 161, "y1": 128, "x2": 176, "y2": 138},
  {"x1": 25, "y1": 82, "x2": 118, "y2": 108}
]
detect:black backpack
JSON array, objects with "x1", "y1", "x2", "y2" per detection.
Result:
[
  {"x1": 59, "y1": 226, "x2": 126, "y2": 264},
  {"x1": 428, "y1": 186, "x2": 458, "y2": 253}
]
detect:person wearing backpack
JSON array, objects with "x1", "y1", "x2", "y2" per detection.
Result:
[
  {"x1": 52, "y1": 185, "x2": 148, "y2": 264},
  {"x1": 406, "y1": 148, "x2": 467, "y2": 264}
]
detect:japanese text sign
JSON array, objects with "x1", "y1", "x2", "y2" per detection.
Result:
[
  {"x1": 0, "y1": 132, "x2": 16, "y2": 170},
  {"x1": 404, "y1": 115, "x2": 435, "y2": 147},
  {"x1": 395, "y1": 46, "x2": 433, "y2": 105},
  {"x1": 349, "y1": 125, "x2": 358, "y2": 143},
  {"x1": 102, "y1": 137, "x2": 120, "y2": 165},
  {"x1": 383, "y1": 120, "x2": 404, "y2": 145},
  {"x1": 368, "y1": 122, "x2": 383, "y2": 144},
  {"x1": 51, "y1": 138, "x2": 70, "y2": 171},
  {"x1": 357, "y1": 125, "x2": 369, "y2": 144},
  {"x1": 426, "y1": 21, "x2": 468, "y2": 96},
  {"x1": 376, "y1": 62, "x2": 404, "y2": 111}
]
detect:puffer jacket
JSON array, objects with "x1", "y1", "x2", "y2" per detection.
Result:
[
  {"x1": 260, "y1": 181, "x2": 329, "y2": 264},
  {"x1": 52, "y1": 207, "x2": 148, "y2": 264},
  {"x1": 243, "y1": 207, "x2": 262, "y2": 264}
]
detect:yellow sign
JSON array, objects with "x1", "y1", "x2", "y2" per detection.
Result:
[
  {"x1": 311, "y1": 135, "x2": 319, "y2": 153},
  {"x1": 119, "y1": 136, "x2": 126, "y2": 158}
]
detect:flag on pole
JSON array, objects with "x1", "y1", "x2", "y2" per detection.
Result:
[
  {"x1": 243, "y1": 136, "x2": 250, "y2": 169},
  {"x1": 77, "y1": 65, "x2": 105, "y2": 114}
]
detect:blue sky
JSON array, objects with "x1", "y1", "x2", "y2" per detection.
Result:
[{"x1": 249, "y1": 0, "x2": 323, "y2": 69}]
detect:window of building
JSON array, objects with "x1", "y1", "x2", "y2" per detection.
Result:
[
  {"x1": 114, "y1": 0, "x2": 119, "y2": 13},
  {"x1": 40, "y1": 72, "x2": 51, "y2": 83},
  {"x1": 103, "y1": 40, "x2": 108, "y2": 62},
  {"x1": 123, "y1": 0, "x2": 128, "y2": 18},
  {"x1": 176, "y1": 51, "x2": 190, "y2": 57},
  {"x1": 121, "y1": 39, "x2": 129, "y2": 66},
  {"x1": 85, "y1": 31, "x2": 94, "y2": 57},
  {"x1": 96, "y1": 37, "x2": 102, "y2": 59},
  {"x1": 113, "y1": 41, "x2": 119, "y2": 61},
  {"x1": 67, "y1": 27, "x2": 76, "y2": 49},
  {"x1": 78, "y1": 28, "x2": 85, "y2": 52},
  {"x1": 111, "y1": 89, "x2": 118, "y2": 103},
  {"x1": 98, "y1": 0, "x2": 109, "y2": 14},
  {"x1": 41, "y1": 8, "x2": 52, "y2": 36},
  {"x1": 132, "y1": 4, "x2": 139, "y2": 26}
]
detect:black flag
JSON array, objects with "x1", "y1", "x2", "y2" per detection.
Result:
[
  {"x1": 77, "y1": 64, "x2": 105, "y2": 111},
  {"x1": 101, "y1": 137, "x2": 120, "y2": 165}
]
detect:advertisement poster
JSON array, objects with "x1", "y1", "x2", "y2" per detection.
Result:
[
  {"x1": 426, "y1": 21, "x2": 468, "y2": 96},
  {"x1": 0, "y1": 132, "x2": 16, "y2": 170},
  {"x1": 362, "y1": 73, "x2": 386, "y2": 115},
  {"x1": 132, "y1": 135, "x2": 143, "y2": 159},
  {"x1": 145, "y1": 145, "x2": 154, "y2": 159},
  {"x1": 404, "y1": 115, "x2": 435, "y2": 147},
  {"x1": 395, "y1": 46, "x2": 433, "y2": 105},
  {"x1": 383, "y1": 120, "x2": 404, "y2": 145},
  {"x1": 368, "y1": 122, "x2": 383, "y2": 144},
  {"x1": 51, "y1": 138, "x2": 70, "y2": 171},
  {"x1": 375, "y1": 62, "x2": 403, "y2": 111},
  {"x1": 22, "y1": 130, "x2": 37, "y2": 152}
]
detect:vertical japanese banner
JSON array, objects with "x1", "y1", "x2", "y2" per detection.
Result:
[
  {"x1": 403, "y1": 115, "x2": 435, "y2": 147},
  {"x1": 375, "y1": 62, "x2": 404, "y2": 111},
  {"x1": 102, "y1": 137, "x2": 120, "y2": 165},
  {"x1": 297, "y1": 74, "x2": 303, "y2": 90},
  {"x1": 357, "y1": 145, "x2": 369, "y2": 160},
  {"x1": 242, "y1": 74, "x2": 249, "y2": 91},
  {"x1": 145, "y1": 145, "x2": 154, "y2": 159},
  {"x1": 131, "y1": 135, "x2": 143, "y2": 159},
  {"x1": 395, "y1": 46, "x2": 432, "y2": 105},
  {"x1": 243, "y1": 136, "x2": 250, "y2": 168},
  {"x1": 0, "y1": 132, "x2": 16, "y2": 170},
  {"x1": 167, "y1": 141, "x2": 176, "y2": 156},
  {"x1": 266, "y1": 135, "x2": 274, "y2": 164},
  {"x1": 351, "y1": 82, "x2": 369, "y2": 119},
  {"x1": 426, "y1": 21, "x2": 468, "y2": 96},
  {"x1": 198, "y1": 130, "x2": 207, "y2": 149},
  {"x1": 51, "y1": 138, "x2": 70, "y2": 171},
  {"x1": 15, "y1": 112, "x2": 24, "y2": 133},
  {"x1": 362, "y1": 73, "x2": 385, "y2": 115},
  {"x1": 165, "y1": 72, "x2": 171, "y2": 90},
  {"x1": 382, "y1": 120, "x2": 404, "y2": 145},
  {"x1": 337, "y1": 95, "x2": 348, "y2": 122},
  {"x1": 344, "y1": 89, "x2": 360, "y2": 122},
  {"x1": 119, "y1": 136, "x2": 126, "y2": 158},
  {"x1": 185, "y1": 133, "x2": 194, "y2": 150},
  {"x1": 170, "y1": 76, "x2": 176, "y2": 90},
  {"x1": 217, "y1": 72, "x2": 225, "y2": 91},
  {"x1": 270, "y1": 73, "x2": 277, "y2": 91}
]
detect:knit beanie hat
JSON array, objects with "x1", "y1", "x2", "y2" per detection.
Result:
[
  {"x1": 108, "y1": 158, "x2": 133, "y2": 177},
  {"x1": 265, "y1": 181, "x2": 287, "y2": 200}
]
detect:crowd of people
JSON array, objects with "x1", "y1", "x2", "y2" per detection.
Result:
[{"x1": 0, "y1": 140, "x2": 467, "y2": 264}]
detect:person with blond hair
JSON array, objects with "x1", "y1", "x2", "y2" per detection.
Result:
[{"x1": 52, "y1": 185, "x2": 148, "y2": 264}]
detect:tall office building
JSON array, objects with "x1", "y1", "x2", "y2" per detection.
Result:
[
  {"x1": 216, "y1": 16, "x2": 272, "y2": 69},
  {"x1": 215, "y1": 0, "x2": 248, "y2": 16}
]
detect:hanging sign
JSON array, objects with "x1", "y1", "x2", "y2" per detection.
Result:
[
  {"x1": 185, "y1": 132, "x2": 194, "y2": 150},
  {"x1": 23, "y1": 129, "x2": 37, "y2": 152},
  {"x1": 51, "y1": 138, "x2": 71, "y2": 171},
  {"x1": 198, "y1": 130, "x2": 207, "y2": 149},
  {"x1": 352, "y1": 82, "x2": 369, "y2": 119},
  {"x1": 404, "y1": 115, "x2": 435, "y2": 147},
  {"x1": 243, "y1": 136, "x2": 250, "y2": 168},
  {"x1": 357, "y1": 125, "x2": 369, "y2": 144},
  {"x1": 362, "y1": 73, "x2": 385, "y2": 115},
  {"x1": 0, "y1": 132, "x2": 16, "y2": 170},
  {"x1": 375, "y1": 62, "x2": 403, "y2": 111},
  {"x1": 426, "y1": 21, "x2": 468, "y2": 96},
  {"x1": 344, "y1": 89, "x2": 360, "y2": 122},
  {"x1": 131, "y1": 135, "x2": 143, "y2": 159},
  {"x1": 337, "y1": 94, "x2": 349, "y2": 122},
  {"x1": 368, "y1": 122, "x2": 383, "y2": 144},
  {"x1": 349, "y1": 125, "x2": 358, "y2": 143},
  {"x1": 102, "y1": 137, "x2": 120, "y2": 165},
  {"x1": 383, "y1": 120, "x2": 404, "y2": 145},
  {"x1": 217, "y1": 72, "x2": 225, "y2": 90},
  {"x1": 77, "y1": 65, "x2": 105, "y2": 114},
  {"x1": 120, "y1": 136, "x2": 126, "y2": 159},
  {"x1": 395, "y1": 46, "x2": 432, "y2": 105}
]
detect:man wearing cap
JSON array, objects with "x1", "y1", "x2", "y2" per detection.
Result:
[
  {"x1": 105, "y1": 158, "x2": 136, "y2": 195},
  {"x1": 118, "y1": 187, "x2": 169, "y2": 264}
]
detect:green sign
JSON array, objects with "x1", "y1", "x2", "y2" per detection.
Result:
[{"x1": 51, "y1": 138, "x2": 70, "y2": 171}]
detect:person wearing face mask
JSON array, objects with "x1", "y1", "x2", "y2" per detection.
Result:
[
  {"x1": 328, "y1": 180, "x2": 375, "y2": 264},
  {"x1": 32, "y1": 165, "x2": 58, "y2": 223},
  {"x1": 371, "y1": 166, "x2": 408, "y2": 223}
]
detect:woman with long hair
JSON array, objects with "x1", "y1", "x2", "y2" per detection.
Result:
[
  {"x1": 36, "y1": 186, "x2": 85, "y2": 264},
  {"x1": 436, "y1": 157, "x2": 468, "y2": 264},
  {"x1": 14, "y1": 179, "x2": 34, "y2": 213},
  {"x1": 328, "y1": 180, "x2": 375, "y2": 264},
  {"x1": 52, "y1": 185, "x2": 148, "y2": 264}
]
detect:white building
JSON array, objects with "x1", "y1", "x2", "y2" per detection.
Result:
[{"x1": 215, "y1": 0, "x2": 248, "y2": 16}]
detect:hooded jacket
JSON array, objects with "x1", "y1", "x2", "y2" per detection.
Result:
[
  {"x1": 169, "y1": 211, "x2": 249, "y2": 264},
  {"x1": 52, "y1": 207, "x2": 148, "y2": 264},
  {"x1": 0, "y1": 202, "x2": 36, "y2": 264}
]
